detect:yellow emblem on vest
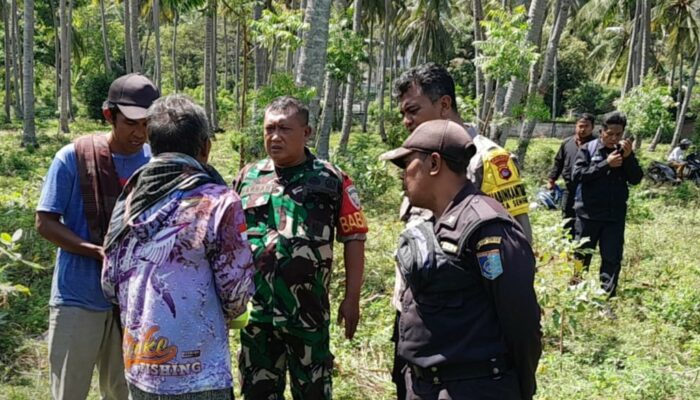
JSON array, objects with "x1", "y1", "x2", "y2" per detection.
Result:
[{"x1": 480, "y1": 147, "x2": 529, "y2": 216}]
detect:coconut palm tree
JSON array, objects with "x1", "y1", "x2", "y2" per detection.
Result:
[
  {"x1": 98, "y1": 0, "x2": 113, "y2": 74},
  {"x1": 339, "y1": 0, "x2": 363, "y2": 145},
  {"x1": 296, "y1": 0, "x2": 333, "y2": 128},
  {"x1": 398, "y1": 0, "x2": 453, "y2": 65},
  {"x1": 22, "y1": 0, "x2": 36, "y2": 148},
  {"x1": 517, "y1": 0, "x2": 571, "y2": 162},
  {"x1": 2, "y1": 0, "x2": 12, "y2": 122},
  {"x1": 59, "y1": 0, "x2": 71, "y2": 133}
]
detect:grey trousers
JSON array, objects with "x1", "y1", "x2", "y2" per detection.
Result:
[
  {"x1": 48, "y1": 305, "x2": 128, "y2": 400},
  {"x1": 128, "y1": 384, "x2": 233, "y2": 400}
]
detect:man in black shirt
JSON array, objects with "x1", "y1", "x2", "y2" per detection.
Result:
[
  {"x1": 547, "y1": 113, "x2": 596, "y2": 238},
  {"x1": 572, "y1": 112, "x2": 643, "y2": 296}
]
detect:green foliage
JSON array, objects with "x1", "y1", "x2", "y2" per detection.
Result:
[
  {"x1": 564, "y1": 81, "x2": 620, "y2": 116},
  {"x1": 616, "y1": 75, "x2": 675, "y2": 138},
  {"x1": 474, "y1": 4, "x2": 539, "y2": 82},
  {"x1": 546, "y1": 35, "x2": 591, "y2": 117},
  {"x1": 331, "y1": 133, "x2": 400, "y2": 214},
  {"x1": 250, "y1": 7, "x2": 306, "y2": 54},
  {"x1": 76, "y1": 70, "x2": 118, "y2": 121},
  {"x1": 522, "y1": 142, "x2": 556, "y2": 176},
  {"x1": 326, "y1": 11, "x2": 365, "y2": 81},
  {"x1": 514, "y1": 93, "x2": 551, "y2": 121}
]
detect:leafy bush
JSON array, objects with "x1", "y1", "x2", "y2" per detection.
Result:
[
  {"x1": 76, "y1": 70, "x2": 118, "y2": 120},
  {"x1": 616, "y1": 74, "x2": 674, "y2": 138},
  {"x1": 564, "y1": 81, "x2": 619, "y2": 116},
  {"x1": 522, "y1": 143, "x2": 555, "y2": 176}
]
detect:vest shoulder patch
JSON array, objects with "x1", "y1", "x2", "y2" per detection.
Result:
[
  {"x1": 477, "y1": 249, "x2": 503, "y2": 280},
  {"x1": 476, "y1": 236, "x2": 502, "y2": 250}
]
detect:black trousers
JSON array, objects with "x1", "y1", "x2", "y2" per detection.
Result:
[
  {"x1": 561, "y1": 184, "x2": 576, "y2": 239},
  {"x1": 404, "y1": 368, "x2": 522, "y2": 400},
  {"x1": 575, "y1": 217, "x2": 625, "y2": 296},
  {"x1": 392, "y1": 311, "x2": 407, "y2": 400}
]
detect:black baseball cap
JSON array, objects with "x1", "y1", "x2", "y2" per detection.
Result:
[
  {"x1": 379, "y1": 120, "x2": 476, "y2": 168},
  {"x1": 107, "y1": 73, "x2": 160, "y2": 120}
]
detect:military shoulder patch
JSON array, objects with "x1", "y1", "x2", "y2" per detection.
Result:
[
  {"x1": 476, "y1": 236, "x2": 502, "y2": 250},
  {"x1": 477, "y1": 250, "x2": 503, "y2": 280}
]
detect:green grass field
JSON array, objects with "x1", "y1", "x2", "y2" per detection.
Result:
[{"x1": 1, "y1": 122, "x2": 699, "y2": 399}]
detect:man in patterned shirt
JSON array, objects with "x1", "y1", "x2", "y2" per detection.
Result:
[
  {"x1": 234, "y1": 96, "x2": 368, "y2": 400},
  {"x1": 102, "y1": 95, "x2": 254, "y2": 399}
]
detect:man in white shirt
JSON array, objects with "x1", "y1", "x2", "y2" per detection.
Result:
[{"x1": 668, "y1": 139, "x2": 692, "y2": 179}]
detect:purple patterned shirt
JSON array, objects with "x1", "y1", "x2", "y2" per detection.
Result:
[{"x1": 102, "y1": 183, "x2": 254, "y2": 395}]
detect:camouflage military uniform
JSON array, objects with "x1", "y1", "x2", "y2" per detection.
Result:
[{"x1": 234, "y1": 149, "x2": 368, "y2": 400}]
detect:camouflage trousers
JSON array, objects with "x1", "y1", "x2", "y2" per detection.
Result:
[{"x1": 239, "y1": 322, "x2": 333, "y2": 400}]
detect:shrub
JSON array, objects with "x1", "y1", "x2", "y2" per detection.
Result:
[
  {"x1": 76, "y1": 70, "x2": 118, "y2": 121},
  {"x1": 563, "y1": 81, "x2": 619, "y2": 117}
]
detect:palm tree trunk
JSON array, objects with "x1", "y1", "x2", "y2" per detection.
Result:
[
  {"x1": 253, "y1": 2, "x2": 268, "y2": 89},
  {"x1": 473, "y1": 0, "x2": 485, "y2": 129},
  {"x1": 11, "y1": 0, "x2": 22, "y2": 119},
  {"x1": 22, "y1": 0, "x2": 36, "y2": 147},
  {"x1": 153, "y1": 0, "x2": 161, "y2": 89},
  {"x1": 670, "y1": 49, "x2": 700, "y2": 150},
  {"x1": 129, "y1": 0, "x2": 141, "y2": 73},
  {"x1": 374, "y1": 0, "x2": 391, "y2": 144},
  {"x1": 361, "y1": 18, "x2": 374, "y2": 133},
  {"x1": 639, "y1": 0, "x2": 650, "y2": 82},
  {"x1": 59, "y1": 0, "x2": 70, "y2": 132},
  {"x1": 204, "y1": 3, "x2": 212, "y2": 130},
  {"x1": 2, "y1": 0, "x2": 12, "y2": 122},
  {"x1": 67, "y1": 0, "x2": 74, "y2": 121},
  {"x1": 223, "y1": 13, "x2": 229, "y2": 90},
  {"x1": 51, "y1": 0, "x2": 60, "y2": 113},
  {"x1": 497, "y1": 0, "x2": 546, "y2": 146},
  {"x1": 124, "y1": 0, "x2": 132, "y2": 73},
  {"x1": 296, "y1": 0, "x2": 333, "y2": 129},
  {"x1": 317, "y1": 72, "x2": 339, "y2": 159},
  {"x1": 211, "y1": 4, "x2": 219, "y2": 132},
  {"x1": 239, "y1": 22, "x2": 250, "y2": 169},
  {"x1": 339, "y1": 0, "x2": 362, "y2": 148},
  {"x1": 99, "y1": 0, "x2": 112, "y2": 74},
  {"x1": 623, "y1": 0, "x2": 640, "y2": 95},
  {"x1": 171, "y1": 10, "x2": 178, "y2": 92},
  {"x1": 516, "y1": 0, "x2": 569, "y2": 163},
  {"x1": 235, "y1": 19, "x2": 240, "y2": 103}
]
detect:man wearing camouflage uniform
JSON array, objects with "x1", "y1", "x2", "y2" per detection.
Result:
[{"x1": 234, "y1": 96, "x2": 368, "y2": 400}]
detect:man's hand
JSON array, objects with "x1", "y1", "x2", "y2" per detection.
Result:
[
  {"x1": 337, "y1": 297, "x2": 360, "y2": 340},
  {"x1": 620, "y1": 139, "x2": 633, "y2": 158},
  {"x1": 607, "y1": 151, "x2": 623, "y2": 168}
]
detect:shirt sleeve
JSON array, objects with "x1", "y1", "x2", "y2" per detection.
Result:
[
  {"x1": 469, "y1": 221, "x2": 542, "y2": 399},
  {"x1": 336, "y1": 173, "x2": 368, "y2": 242},
  {"x1": 101, "y1": 249, "x2": 118, "y2": 304},
  {"x1": 548, "y1": 142, "x2": 566, "y2": 181},
  {"x1": 622, "y1": 152, "x2": 644, "y2": 185},
  {"x1": 37, "y1": 146, "x2": 75, "y2": 215},
  {"x1": 572, "y1": 147, "x2": 609, "y2": 183},
  {"x1": 210, "y1": 194, "x2": 255, "y2": 321}
]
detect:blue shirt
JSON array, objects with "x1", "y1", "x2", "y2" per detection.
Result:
[{"x1": 37, "y1": 138, "x2": 151, "y2": 311}]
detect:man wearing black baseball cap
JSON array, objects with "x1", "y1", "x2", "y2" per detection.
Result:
[
  {"x1": 381, "y1": 120, "x2": 542, "y2": 400},
  {"x1": 36, "y1": 73, "x2": 159, "y2": 399}
]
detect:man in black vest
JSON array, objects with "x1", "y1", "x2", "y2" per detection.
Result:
[
  {"x1": 547, "y1": 113, "x2": 596, "y2": 238},
  {"x1": 380, "y1": 120, "x2": 542, "y2": 400}
]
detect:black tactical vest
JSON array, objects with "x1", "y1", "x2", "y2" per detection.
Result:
[{"x1": 396, "y1": 194, "x2": 515, "y2": 368}]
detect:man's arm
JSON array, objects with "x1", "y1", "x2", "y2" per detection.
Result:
[
  {"x1": 572, "y1": 147, "x2": 609, "y2": 183},
  {"x1": 514, "y1": 213, "x2": 533, "y2": 244},
  {"x1": 547, "y1": 142, "x2": 567, "y2": 186},
  {"x1": 472, "y1": 222, "x2": 542, "y2": 399},
  {"x1": 622, "y1": 153, "x2": 644, "y2": 185},
  {"x1": 36, "y1": 212, "x2": 103, "y2": 261},
  {"x1": 210, "y1": 197, "x2": 255, "y2": 322},
  {"x1": 338, "y1": 240, "x2": 364, "y2": 340}
]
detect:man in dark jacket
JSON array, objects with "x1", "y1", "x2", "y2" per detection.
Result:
[
  {"x1": 547, "y1": 113, "x2": 596, "y2": 238},
  {"x1": 572, "y1": 112, "x2": 643, "y2": 296},
  {"x1": 380, "y1": 120, "x2": 542, "y2": 400}
]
